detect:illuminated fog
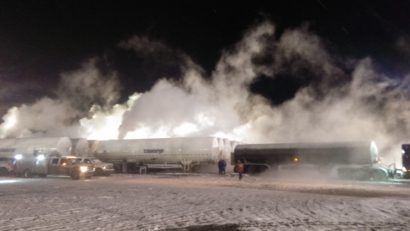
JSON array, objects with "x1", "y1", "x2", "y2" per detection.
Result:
[{"x1": 1, "y1": 21, "x2": 410, "y2": 165}]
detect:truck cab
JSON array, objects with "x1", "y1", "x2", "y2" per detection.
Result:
[
  {"x1": 0, "y1": 157, "x2": 15, "y2": 175},
  {"x1": 47, "y1": 156, "x2": 95, "y2": 179},
  {"x1": 77, "y1": 157, "x2": 114, "y2": 176},
  {"x1": 15, "y1": 153, "x2": 94, "y2": 180}
]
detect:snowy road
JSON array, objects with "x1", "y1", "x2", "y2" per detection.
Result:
[{"x1": 0, "y1": 174, "x2": 409, "y2": 230}]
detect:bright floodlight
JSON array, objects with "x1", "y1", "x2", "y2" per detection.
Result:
[
  {"x1": 14, "y1": 154, "x2": 23, "y2": 160},
  {"x1": 36, "y1": 154, "x2": 45, "y2": 161},
  {"x1": 80, "y1": 166, "x2": 88, "y2": 173}
]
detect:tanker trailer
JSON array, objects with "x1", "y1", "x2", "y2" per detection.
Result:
[
  {"x1": 93, "y1": 137, "x2": 229, "y2": 173},
  {"x1": 0, "y1": 137, "x2": 72, "y2": 157},
  {"x1": 233, "y1": 141, "x2": 388, "y2": 180},
  {"x1": 11, "y1": 137, "x2": 72, "y2": 156},
  {"x1": 71, "y1": 138, "x2": 91, "y2": 156}
]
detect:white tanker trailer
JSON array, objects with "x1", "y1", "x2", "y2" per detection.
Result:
[
  {"x1": 92, "y1": 137, "x2": 233, "y2": 173},
  {"x1": 0, "y1": 137, "x2": 72, "y2": 157}
]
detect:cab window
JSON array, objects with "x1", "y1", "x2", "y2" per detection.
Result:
[
  {"x1": 51, "y1": 158, "x2": 59, "y2": 165},
  {"x1": 83, "y1": 159, "x2": 92, "y2": 164},
  {"x1": 60, "y1": 158, "x2": 70, "y2": 166}
]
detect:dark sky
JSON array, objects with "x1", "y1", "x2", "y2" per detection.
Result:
[{"x1": 1, "y1": 0, "x2": 410, "y2": 114}]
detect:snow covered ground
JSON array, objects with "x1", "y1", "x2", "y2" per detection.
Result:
[{"x1": 0, "y1": 174, "x2": 409, "y2": 230}]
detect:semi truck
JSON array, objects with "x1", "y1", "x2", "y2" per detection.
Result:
[{"x1": 232, "y1": 141, "x2": 393, "y2": 180}]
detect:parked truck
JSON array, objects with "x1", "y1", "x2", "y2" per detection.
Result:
[
  {"x1": 232, "y1": 141, "x2": 394, "y2": 180},
  {"x1": 76, "y1": 157, "x2": 114, "y2": 176},
  {"x1": 14, "y1": 151, "x2": 94, "y2": 180}
]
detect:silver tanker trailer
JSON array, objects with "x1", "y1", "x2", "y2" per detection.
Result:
[{"x1": 91, "y1": 137, "x2": 233, "y2": 173}]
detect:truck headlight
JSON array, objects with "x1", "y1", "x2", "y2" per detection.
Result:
[
  {"x1": 80, "y1": 166, "x2": 88, "y2": 173},
  {"x1": 14, "y1": 154, "x2": 23, "y2": 160}
]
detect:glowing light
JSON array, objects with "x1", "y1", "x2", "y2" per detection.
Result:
[
  {"x1": 293, "y1": 157, "x2": 299, "y2": 162},
  {"x1": 4, "y1": 116, "x2": 16, "y2": 129},
  {"x1": 80, "y1": 166, "x2": 88, "y2": 173},
  {"x1": 125, "y1": 126, "x2": 170, "y2": 139},
  {"x1": 0, "y1": 180, "x2": 18, "y2": 184},
  {"x1": 36, "y1": 154, "x2": 45, "y2": 161},
  {"x1": 80, "y1": 105, "x2": 125, "y2": 140},
  {"x1": 79, "y1": 93, "x2": 141, "y2": 140},
  {"x1": 173, "y1": 122, "x2": 199, "y2": 136},
  {"x1": 14, "y1": 154, "x2": 23, "y2": 160},
  {"x1": 370, "y1": 141, "x2": 378, "y2": 162},
  {"x1": 195, "y1": 113, "x2": 215, "y2": 127},
  {"x1": 1, "y1": 107, "x2": 18, "y2": 130}
]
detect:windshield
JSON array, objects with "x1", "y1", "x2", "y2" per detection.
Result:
[
  {"x1": 71, "y1": 158, "x2": 82, "y2": 164},
  {"x1": 91, "y1": 158, "x2": 102, "y2": 163}
]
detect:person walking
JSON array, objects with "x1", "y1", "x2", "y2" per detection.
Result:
[
  {"x1": 218, "y1": 159, "x2": 226, "y2": 175},
  {"x1": 234, "y1": 160, "x2": 245, "y2": 180}
]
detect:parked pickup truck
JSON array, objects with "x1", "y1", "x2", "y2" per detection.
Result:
[
  {"x1": 15, "y1": 154, "x2": 94, "y2": 180},
  {"x1": 0, "y1": 157, "x2": 15, "y2": 175},
  {"x1": 77, "y1": 157, "x2": 114, "y2": 176}
]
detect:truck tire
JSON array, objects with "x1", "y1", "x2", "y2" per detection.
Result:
[
  {"x1": 369, "y1": 168, "x2": 389, "y2": 181},
  {"x1": 23, "y1": 169, "x2": 32, "y2": 178},
  {"x1": 0, "y1": 167, "x2": 8, "y2": 176},
  {"x1": 71, "y1": 170, "x2": 80, "y2": 180},
  {"x1": 95, "y1": 168, "x2": 103, "y2": 176}
]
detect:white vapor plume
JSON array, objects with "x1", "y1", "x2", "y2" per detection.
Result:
[
  {"x1": 79, "y1": 93, "x2": 140, "y2": 140},
  {"x1": 0, "y1": 21, "x2": 409, "y2": 166},
  {"x1": 58, "y1": 58, "x2": 121, "y2": 110},
  {"x1": 118, "y1": 22, "x2": 275, "y2": 140},
  {"x1": 115, "y1": 21, "x2": 410, "y2": 164},
  {"x1": 0, "y1": 58, "x2": 121, "y2": 138}
]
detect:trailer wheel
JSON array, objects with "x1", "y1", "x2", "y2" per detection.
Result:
[
  {"x1": 95, "y1": 168, "x2": 104, "y2": 176},
  {"x1": 369, "y1": 168, "x2": 389, "y2": 181},
  {"x1": 71, "y1": 171, "x2": 80, "y2": 180},
  {"x1": 0, "y1": 167, "x2": 8, "y2": 176},
  {"x1": 23, "y1": 169, "x2": 32, "y2": 178}
]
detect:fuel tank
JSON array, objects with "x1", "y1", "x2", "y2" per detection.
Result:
[{"x1": 92, "y1": 137, "x2": 232, "y2": 165}]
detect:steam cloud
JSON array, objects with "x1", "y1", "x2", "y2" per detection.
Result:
[
  {"x1": 0, "y1": 59, "x2": 120, "y2": 138},
  {"x1": 1, "y1": 21, "x2": 409, "y2": 164}
]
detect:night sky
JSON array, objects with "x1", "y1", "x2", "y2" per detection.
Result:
[{"x1": 1, "y1": 0, "x2": 410, "y2": 115}]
